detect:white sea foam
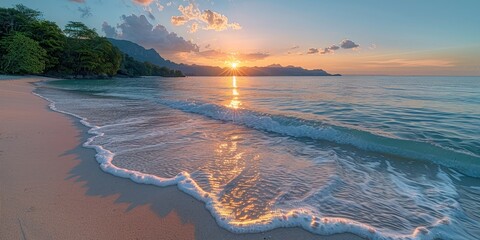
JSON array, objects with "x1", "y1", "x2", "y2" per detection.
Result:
[{"x1": 31, "y1": 89, "x2": 457, "y2": 240}]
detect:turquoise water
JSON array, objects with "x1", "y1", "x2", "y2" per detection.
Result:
[{"x1": 35, "y1": 76, "x2": 480, "y2": 239}]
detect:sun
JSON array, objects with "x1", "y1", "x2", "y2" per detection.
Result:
[{"x1": 231, "y1": 62, "x2": 238, "y2": 69}]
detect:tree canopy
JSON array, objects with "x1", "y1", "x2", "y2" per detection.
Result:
[
  {"x1": 61, "y1": 31, "x2": 122, "y2": 76},
  {"x1": 0, "y1": 5, "x2": 184, "y2": 78},
  {"x1": 64, "y1": 21, "x2": 98, "y2": 40},
  {"x1": 0, "y1": 32, "x2": 46, "y2": 74},
  {"x1": 26, "y1": 20, "x2": 66, "y2": 71},
  {"x1": 0, "y1": 4, "x2": 41, "y2": 38}
]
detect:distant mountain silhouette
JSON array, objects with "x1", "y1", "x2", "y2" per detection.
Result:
[{"x1": 108, "y1": 38, "x2": 340, "y2": 76}]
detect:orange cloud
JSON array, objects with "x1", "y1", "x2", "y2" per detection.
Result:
[
  {"x1": 132, "y1": 0, "x2": 153, "y2": 5},
  {"x1": 171, "y1": 16, "x2": 188, "y2": 25},
  {"x1": 189, "y1": 22, "x2": 199, "y2": 33},
  {"x1": 171, "y1": 3, "x2": 241, "y2": 32},
  {"x1": 201, "y1": 10, "x2": 241, "y2": 31}
]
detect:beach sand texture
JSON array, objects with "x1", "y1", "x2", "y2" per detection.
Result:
[{"x1": 0, "y1": 77, "x2": 362, "y2": 240}]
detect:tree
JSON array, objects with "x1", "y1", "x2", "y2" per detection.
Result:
[
  {"x1": 0, "y1": 32, "x2": 46, "y2": 74},
  {"x1": 117, "y1": 54, "x2": 184, "y2": 77},
  {"x1": 60, "y1": 22, "x2": 121, "y2": 76},
  {"x1": 12, "y1": 4, "x2": 41, "y2": 21},
  {"x1": 26, "y1": 20, "x2": 66, "y2": 71},
  {"x1": 92, "y1": 37, "x2": 122, "y2": 75},
  {"x1": 118, "y1": 54, "x2": 148, "y2": 76},
  {"x1": 64, "y1": 21, "x2": 98, "y2": 39},
  {"x1": 60, "y1": 37, "x2": 98, "y2": 75},
  {"x1": 0, "y1": 4, "x2": 41, "y2": 38}
]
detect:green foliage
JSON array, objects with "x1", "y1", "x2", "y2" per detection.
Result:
[
  {"x1": 12, "y1": 4, "x2": 41, "y2": 20},
  {"x1": 0, "y1": 5, "x2": 183, "y2": 77},
  {"x1": 60, "y1": 21, "x2": 134, "y2": 76},
  {"x1": 60, "y1": 32, "x2": 122, "y2": 76},
  {"x1": 64, "y1": 21, "x2": 98, "y2": 40},
  {"x1": 93, "y1": 37, "x2": 122, "y2": 75},
  {"x1": 25, "y1": 20, "x2": 66, "y2": 71},
  {"x1": 119, "y1": 54, "x2": 148, "y2": 76},
  {"x1": 0, "y1": 4, "x2": 41, "y2": 38},
  {"x1": 0, "y1": 32, "x2": 46, "y2": 74},
  {"x1": 118, "y1": 54, "x2": 184, "y2": 77}
]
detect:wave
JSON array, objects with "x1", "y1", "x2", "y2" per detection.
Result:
[
  {"x1": 32, "y1": 89, "x2": 457, "y2": 240},
  {"x1": 157, "y1": 99, "x2": 480, "y2": 178}
]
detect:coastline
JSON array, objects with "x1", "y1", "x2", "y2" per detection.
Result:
[{"x1": 0, "y1": 77, "x2": 362, "y2": 240}]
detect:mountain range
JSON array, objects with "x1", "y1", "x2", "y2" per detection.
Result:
[{"x1": 107, "y1": 38, "x2": 340, "y2": 76}]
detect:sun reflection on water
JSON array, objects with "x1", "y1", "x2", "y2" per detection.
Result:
[
  {"x1": 227, "y1": 76, "x2": 242, "y2": 110},
  {"x1": 209, "y1": 134, "x2": 273, "y2": 224}
]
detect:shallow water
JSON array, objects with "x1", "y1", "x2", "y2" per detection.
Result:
[{"x1": 35, "y1": 76, "x2": 480, "y2": 239}]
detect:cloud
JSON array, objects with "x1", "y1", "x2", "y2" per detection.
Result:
[
  {"x1": 307, "y1": 48, "x2": 319, "y2": 54},
  {"x1": 171, "y1": 4, "x2": 200, "y2": 25},
  {"x1": 142, "y1": 4, "x2": 157, "y2": 20},
  {"x1": 102, "y1": 22, "x2": 117, "y2": 38},
  {"x1": 287, "y1": 45, "x2": 302, "y2": 55},
  {"x1": 179, "y1": 3, "x2": 201, "y2": 19},
  {"x1": 340, "y1": 39, "x2": 359, "y2": 49},
  {"x1": 70, "y1": 0, "x2": 85, "y2": 3},
  {"x1": 190, "y1": 22, "x2": 199, "y2": 33},
  {"x1": 171, "y1": 16, "x2": 189, "y2": 25},
  {"x1": 310, "y1": 40, "x2": 359, "y2": 56},
  {"x1": 171, "y1": 3, "x2": 241, "y2": 31},
  {"x1": 132, "y1": 0, "x2": 153, "y2": 5},
  {"x1": 78, "y1": 6, "x2": 92, "y2": 18},
  {"x1": 320, "y1": 48, "x2": 332, "y2": 54},
  {"x1": 320, "y1": 45, "x2": 339, "y2": 54},
  {"x1": 329, "y1": 45, "x2": 340, "y2": 50},
  {"x1": 155, "y1": 2, "x2": 164, "y2": 11},
  {"x1": 147, "y1": 10, "x2": 155, "y2": 20},
  {"x1": 102, "y1": 14, "x2": 199, "y2": 53},
  {"x1": 201, "y1": 10, "x2": 241, "y2": 31}
]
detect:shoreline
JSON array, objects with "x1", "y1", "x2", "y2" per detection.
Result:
[{"x1": 0, "y1": 76, "x2": 362, "y2": 240}]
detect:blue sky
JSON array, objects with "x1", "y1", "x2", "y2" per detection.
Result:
[{"x1": 2, "y1": 0, "x2": 479, "y2": 75}]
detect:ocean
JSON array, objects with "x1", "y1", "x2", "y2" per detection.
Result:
[{"x1": 34, "y1": 76, "x2": 480, "y2": 239}]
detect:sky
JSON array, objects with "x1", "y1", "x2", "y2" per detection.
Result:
[{"x1": 2, "y1": 0, "x2": 480, "y2": 76}]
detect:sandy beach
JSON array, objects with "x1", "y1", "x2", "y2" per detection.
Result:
[{"x1": 0, "y1": 77, "x2": 362, "y2": 240}]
